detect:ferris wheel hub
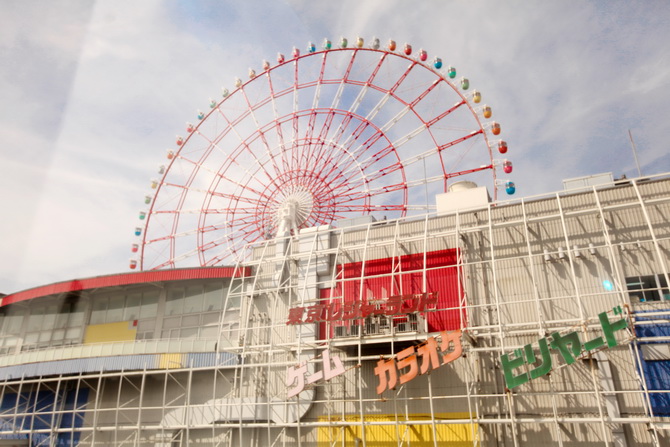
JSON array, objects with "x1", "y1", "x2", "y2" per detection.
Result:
[{"x1": 274, "y1": 186, "x2": 314, "y2": 237}]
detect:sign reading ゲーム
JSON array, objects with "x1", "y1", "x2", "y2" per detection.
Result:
[
  {"x1": 286, "y1": 349, "x2": 346, "y2": 398},
  {"x1": 286, "y1": 292, "x2": 439, "y2": 325},
  {"x1": 500, "y1": 306, "x2": 631, "y2": 389}
]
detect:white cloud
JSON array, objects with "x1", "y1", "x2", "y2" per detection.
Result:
[{"x1": 2, "y1": 0, "x2": 670, "y2": 293}]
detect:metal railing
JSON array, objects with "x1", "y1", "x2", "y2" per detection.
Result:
[{"x1": 0, "y1": 337, "x2": 223, "y2": 369}]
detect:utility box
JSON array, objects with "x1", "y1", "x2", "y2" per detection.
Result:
[
  {"x1": 563, "y1": 172, "x2": 614, "y2": 191},
  {"x1": 436, "y1": 181, "x2": 491, "y2": 215}
]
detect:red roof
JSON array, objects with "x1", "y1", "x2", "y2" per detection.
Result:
[{"x1": 1, "y1": 267, "x2": 249, "y2": 306}]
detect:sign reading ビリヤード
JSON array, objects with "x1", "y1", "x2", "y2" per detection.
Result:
[
  {"x1": 375, "y1": 330, "x2": 462, "y2": 394},
  {"x1": 500, "y1": 306, "x2": 631, "y2": 389},
  {"x1": 286, "y1": 292, "x2": 438, "y2": 325}
]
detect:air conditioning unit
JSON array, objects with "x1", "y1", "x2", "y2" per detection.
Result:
[
  {"x1": 350, "y1": 325, "x2": 360, "y2": 336},
  {"x1": 408, "y1": 314, "x2": 419, "y2": 331},
  {"x1": 366, "y1": 322, "x2": 379, "y2": 335},
  {"x1": 334, "y1": 326, "x2": 347, "y2": 337},
  {"x1": 379, "y1": 317, "x2": 390, "y2": 332}
]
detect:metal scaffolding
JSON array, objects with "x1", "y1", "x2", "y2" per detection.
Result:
[{"x1": 0, "y1": 173, "x2": 669, "y2": 445}]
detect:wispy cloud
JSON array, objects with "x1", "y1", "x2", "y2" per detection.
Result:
[{"x1": 2, "y1": 0, "x2": 669, "y2": 293}]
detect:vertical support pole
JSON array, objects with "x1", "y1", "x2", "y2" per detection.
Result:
[
  {"x1": 487, "y1": 204, "x2": 519, "y2": 447},
  {"x1": 631, "y1": 180, "x2": 670, "y2": 300}
]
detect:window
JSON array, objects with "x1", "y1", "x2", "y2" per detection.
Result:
[
  {"x1": 183, "y1": 286, "x2": 204, "y2": 314},
  {"x1": 124, "y1": 293, "x2": 141, "y2": 321},
  {"x1": 626, "y1": 275, "x2": 669, "y2": 302},
  {"x1": 106, "y1": 295, "x2": 125, "y2": 322},
  {"x1": 139, "y1": 291, "x2": 159, "y2": 319},
  {"x1": 22, "y1": 298, "x2": 85, "y2": 350},
  {"x1": 90, "y1": 299, "x2": 107, "y2": 324},
  {"x1": 1, "y1": 309, "x2": 24, "y2": 335},
  {"x1": 165, "y1": 288, "x2": 185, "y2": 316},
  {"x1": 91, "y1": 290, "x2": 158, "y2": 325},
  {"x1": 204, "y1": 284, "x2": 223, "y2": 311},
  {"x1": 160, "y1": 311, "x2": 221, "y2": 340}
]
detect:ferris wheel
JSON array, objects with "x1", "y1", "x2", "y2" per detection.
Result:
[{"x1": 131, "y1": 37, "x2": 514, "y2": 270}]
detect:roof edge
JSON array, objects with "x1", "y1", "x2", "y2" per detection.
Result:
[{"x1": 1, "y1": 267, "x2": 249, "y2": 307}]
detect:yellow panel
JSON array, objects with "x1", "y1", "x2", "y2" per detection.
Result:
[
  {"x1": 83, "y1": 321, "x2": 137, "y2": 344},
  {"x1": 318, "y1": 413, "x2": 476, "y2": 446},
  {"x1": 159, "y1": 353, "x2": 184, "y2": 369}
]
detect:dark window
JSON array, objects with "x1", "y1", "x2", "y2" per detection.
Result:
[{"x1": 626, "y1": 275, "x2": 669, "y2": 302}]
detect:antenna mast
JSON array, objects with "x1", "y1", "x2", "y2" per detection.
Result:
[{"x1": 628, "y1": 129, "x2": 642, "y2": 177}]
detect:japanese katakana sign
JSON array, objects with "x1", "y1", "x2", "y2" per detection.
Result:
[
  {"x1": 286, "y1": 349, "x2": 346, "y2": 398},
  {"x1": 374, "y1": 330, "x2": 463, "y2": 394},
  {"x1": 286, "y1": 292, "x2": 438, "y2": 325},
  {"x1": 500, "y1": 306, "x2": 631, "y2": 389}
]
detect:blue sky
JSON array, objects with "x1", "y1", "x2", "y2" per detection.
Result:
[{"x1": 1, "y1": 0, "x2": 669, "y2": 293}]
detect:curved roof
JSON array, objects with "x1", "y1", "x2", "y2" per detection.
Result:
[{"x1": 1, "y1": 267, "x2": 248, "y2": 307}]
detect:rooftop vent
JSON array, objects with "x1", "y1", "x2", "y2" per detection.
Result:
[{"x1": 437, "y1": 182, "x2": 491, "y2": 215}]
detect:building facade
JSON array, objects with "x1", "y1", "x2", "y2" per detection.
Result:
[{"x1": 1, "y1": 173, "x2": 669, "y2": 446}]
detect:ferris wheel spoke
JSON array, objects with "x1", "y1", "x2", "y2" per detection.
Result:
[
  {"x1": 230, "y1": 220, "x2": 266, "y2": 243},
  {"x1": 327, "y1": 120, "x2": 379, "y2": 171},
  {"x1": 199, "y1": 222, "x2": 232, "y2": 234},
  {"x1": 343, "y1": 101, "x2": 426, "y2": 161},
  {"x1": 308, "y1": 108, "x2": 354, "y2": 171},
  {"x1": 326, "y1": 54, "x2": 380, "y2": 142},
  {"x1": 302, "y1": 52, "x2": 328, "y2": 141},
  {"x1": 408, "y1": 77, "x2": 444, "y2": 107},
  {"x1": 329, "y1": 204, "x2": 408, "y2": 213},
  {"x1": 390, "y1": 60, "x2": 418, "y2": 95},
  {"x1": 426, "y1": 99, "x2": 467, "y2": 127},
  {"x1": 333, "y1": 65, "x2": 391, "y2": 154},
  {"x1": 446, "y1": 165, "x2": 494, "y2": 179},
  {"x1": 227, "y1": 211, "x2": 265, "y2": 226},
  {"x1": 334, "y1": 158, "x2": 405, "y2": 192},
  {"x1": 152, "y1": 244, "x2": 203, "y2": 270},
  {"x1": 369, "y1": 129, "x2": 486, "y2": 173},
  {"x1": 320, "y1": 48, "x2": 359, "y2": 117},
  {"x1": 158, "y1": 182, "x2": 209, "y2": 197},
  {"x1": 339, "y1": 122, "x2": 433, "y2": 179},
  {"x1": 327, "y1": 75, "x2": 348, "y2": 112},
  {"x1": 239, "y1": 86, "x2": 283, "y2": 177},
  {"x1": 200, "y1": 223, "x2": 260, "y2": 255},
  {"x1": 343, "y1": 59, "x2": 417, "y2": 136},
  {"x1": 145, "y1": 230, "x2": 189, "y2": 245},
  {"x1": 290, "y1": 57, "x2": 300, "y2": 158},
  {"x1": 438, "y1": 129, "x2": 484, "y2": 152},
  {"x1": 329, "y1": 181, "x2": 407, "y2": 203},
  {"x1": 212, "y1": 176, "x2": 273, "y2": 202},
  {"x1": 328, "y1": 111, "x2": 358, "y2": 151},
  {"x1": 307, "y1": 115, "x2": 337, "y2": 169},
  {"x1": 171, "y1": 153, "x2": 230, "y2": 182},
  {"x1": 328, "y1": 144, "x2": 400, "y2": 186},
  {"x1": 200, "y1": 205, "x2": 264, "y2": 216},
  {"x1": 265, "y1": 70, "x2": 291, "y2": 173},
  {"x1": 209, "y1": 188, "x2": 273, "y2": 208},
  {"x1": 208, "y1": 111, "x2": 278, "y2": 184},
  {"x1": 206, "y1": 238, "x2": 251, "y2": 265}
]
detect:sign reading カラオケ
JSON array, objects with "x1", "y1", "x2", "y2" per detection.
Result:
[
  {"x1": 375, "y1": 329, "x2": 463, "y2": 394},
  {"x1": 500, "y1": 306, "x2": 631, "y2": 389}
]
